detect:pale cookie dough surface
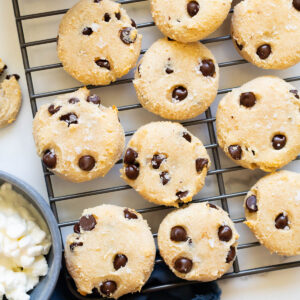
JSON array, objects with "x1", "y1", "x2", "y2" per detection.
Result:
[
  {"x1": 58, "y1": 0, "x2": 142, "y2": 85},
  {"x1": 120, "y1": 122, "x2": 211, "y2": 207},
  {"x1": 0, "y1": 76, "x2": 22, "y2": 128},
  {"x1": 216, "y1": 76, "x2": 300, "y2": 172},
  {"x1": 244, "y1": 171, "x2": 300, "y2": 256},
  {"x1": 232, "y1": 0, "x2": 300, "y2": 69},
  {"x1": 33, "y1": 87, "x2": 125, "y2": 183},
  {"x1": 65, "y1": 204, "x2": 156, "y2": 299},
  {"x1": 134, "y1": 38, "x2": 219, "y2": 120},
  {"x1": 151, "y1": 0, "x2": 232, "y2": 43},
  {"x1": 158, "y1": 202, "x2": 239, "y2": 281}
]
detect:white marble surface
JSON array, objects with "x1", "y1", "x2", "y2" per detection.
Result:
[{"x1": 0, "y1": 0, "x2": 300, "y2": 299}]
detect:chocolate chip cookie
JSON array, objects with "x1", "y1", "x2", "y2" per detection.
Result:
[
  {"x1": 244, "y1": 171, "x2": 300, "y2": 256},
  {"x1": 232, "y1": 0, "x2": 300, "y2": 69},
  {"x1": 151, "y1": 0, "x2": 232, "y2": 43},
  {"x1": 158, "y1": 202, "x2": 239, "y2": 281},
  {"x1": 134, "y1": 38, "x2": 219, "y2": 120},
  {"x1": 120, "y1": 122, "x2": 211, "y2": 207},
  {"x1": 57, "y1": 0, "x2": 142, "y2": 85},
  {"x1": 33, "y1": 87, "x2": 125, "y2": 183},
  {"x1": 65, "y1": 204, "x2": 156, "y2": 299},
  {"x1": 216, "y1": 76, "x2": 300, "y2": 172}
]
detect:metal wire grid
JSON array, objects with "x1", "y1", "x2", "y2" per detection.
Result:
[{"x1": 11, "y1": 0, "x2": 300, "y2": 297}]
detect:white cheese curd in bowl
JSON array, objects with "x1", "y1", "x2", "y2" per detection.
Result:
[{"x1": 0, "y1": 183, "x2": 52, "y2": 300}]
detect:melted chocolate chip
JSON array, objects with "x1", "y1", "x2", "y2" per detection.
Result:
[
  {"x1": 160, "y1": 171, "x2": 170, "y2": 185},
  {"x1": 124, "y1": 148, "x2": 138, "y2": 165},
  {"x1": 226, "y1": 246, "x2": 236, "y2": 263},
  {"x1": 293, "y1": 0, "x2": 300, "y2": 11},
  {"x1": 208, "y1": 203, "x2": 218, "y2": 209},
  {"x1": 43, "y1": 150, "x2": 57, "y2": 169},
  {"x1": 187, "y1": 1, "x2": 200, "y2": 17},
  {"x1": 275, "y1": 213, "x2": 289, "y2": 229},
  {"x1": 120, "y1": 27, "x2": 137, "y2": 44},
  {"x1": 87, "y1": 94, "x2": 101, "y2": 105},
  {"x1": 195, "y1": 158, "x2": 208, "y2": 173},
  {"x1": 257, "y1": 44, "x2": 271, "y2": 59},
  {"x1": 115, "y1": 12, "x2": 121, "y2": 20},
  {"x1": 125, "y1": 164, "x2": 139, "y2": 179},
  {"x1": 131, "y1": 19, "x2": 137, "y2": 28},
  {"x1": 6, "y1": 74, "x2": 20, "y2": 80},
  {"x1": 152, "y1": 154, "x2": 167, "y2": 169},
  {"x1": 246, "y1": 195, "x2": 258, "y2": 213},
  {"x1": 79, "y1": 214, "x2": 97, "y2": 231},
  {"x1": 236, "y1": 41, "x2": 243, "y2": 51},
  {"x1": 228, "y1": 145, "x2": 242, "y2": 160},
  {"x1": 70, "y1": 242, "x2": 83, "y2": 251},
  {"x1": 272, "y1": 134, "x2": 286, "y2": 150},
  {"x1": 60, "y1": 113, "x2": 78, "y2": 126},
  {"x1": 95, "y1": 59, "x2": 111, "y2": 70},
  {"x1": 124, "y1": 208, "x2": 138, "y2": 219},
  {"x1": 73, "y1": 223, "x2": 80, "y2": 233},
  {"x1": 240, "y1": 92, "x2": 256, "y2": 108},
  {"x1": 104, "y1": 13, "x2": 111, "y2": 22},
  {"x1": 182, "y1": 132, "x2": 192, "y2": 142},
  {"x1": 68, "y1": 97, "x2": 80, "y2": 104},
  {"x1": 166, "y1": 67, "x2": 174, "y2": 74},
  {"x1": 100, "y1": 281, "x2": 117, "y2": 296},
  {"x1": 290, "y1": 89, "x2": 299, "y2": 99},
  {"x1": 170, "y1": 226, "x2": 188, "y2": 242},
  {"x1": 82, "y1": 27, "x2": 93, "y2": 36},
  {"x1": 200, "y1": 59, "x2": 215, "y2": 77},
  {"x1": 176, "y1": 191, "x2": 189, "y2": 200},
  {"x1": 48, "y1": 104, "x2": 61, "y2": 115},
  {"x1": 174, "y1": 257, "x2": 193, "y2": 273},
  {"x1": 78, "y1": 155, "x2": 96, "y2": 171},
  {"x1": 218, "y1": 225, "x2": 232, "y2": 242},
  {"x1": 172, "y1": 86, "x2": 188, "y2": 101},
  {"x1": 113, "y1": 254, "x2": 128, "y2": 270}
]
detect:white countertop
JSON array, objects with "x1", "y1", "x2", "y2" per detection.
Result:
[{"x1": 0, "y1": 1, "x2": 300, "y2": 299}]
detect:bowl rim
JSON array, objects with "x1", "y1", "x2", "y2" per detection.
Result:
[{"x1": 0, "y1": 170, "x2": 62, "y2": 300}]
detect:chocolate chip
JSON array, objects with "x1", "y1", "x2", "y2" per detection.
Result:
[
  {"x1": 104, "y1": 13, "x2": 111, "y2": 22},
  {"x1": 120, "y1": 27, "x2": 137, "y2": 44},
  {"x1": 125, "y1": 164, "x2": 139, "y2": 179},
  {"x1": 78, "y1": 155, "x2": 96, "y2": 171},
  {"x1": 275, "y1": 213, "x2": 289, "y2": 229},
  {"x1": 79, "y1": 214, "x2": 97, "y2": 231},
  {"x1": 124, "y1": 208, "x2": 138, "y2": 220},
  {"x1": 226, "y1": 246, "x2": 236, "y2": 263},
  {"x1": 182, "y1": 132, "x2": 192, "y2": 142},
  {"x1": 176, "y1": 191, "x2": 188, "y2": 200},
  {"x1": 272, "y1": 134, "x2": 286, "y2": 150},
  {"x1": 68, "y1": 97, "x2": 80, "y2": 104},
  {"x1": 91, "y1": 288, "x2": 100, "y2": 296},
  {"x1": 290, "y1": 89, "x2": 299, "y2": 99},
  {"x1": 240, "y1": 92, "x2": 256, "y2": 108},
  {"x1": 100, "y1": 281, "x2": 117, "y2": 296},
  {"x1": 6, "y1": 74, "x2": 20, "y2": 80},
  {"x1": 70, "y1": 242, "x2": 83, "y2": 251},
  {"x1": 82, "y1": 27, "x2": 93, "y2": 36},
  {"x1": 257, "y1": 44, "x2": 271, "y2": 59},
  {"x1": 95, "y1": 59, "x2": 111, "y2": 70},
  {"x1": 43, "y1": 150, "x2": 57, "y2": 169},
  {"x1": 152, "y1": 154, "x2": 167, "y2": 169},
  {"x1": 124, "y1": 148, "x2": 138, "y2": 165},
  {"x1": 160, "y1": 171, "x2": 170, "y2": 185},
  {"x1": 87, "y1": 94, "x2": 101, "y2": 105},
  {"x1": 73, "y1": 223, "x2": 80, "y2": 233},
  {"x1": 60, "y1": 113, "x2": 78, "y2": 126},
  {"x1": 172, "y1": 86, "x2": 188, "y2": 102},
  {"x1": 168, "y1": 37, "x2": 175, "y2": 41},
  {"x1": 218, "y1": 225, "x2": 232, "y2": 242},
  {"x1": 115, "y1": 12, "x2": 121, "y2": 20},
  {"x1": 228, "y1": 145, "x2": 242, "y2": 160},
  {"x1": 236, "y1": 41, "x2": 243, "y2": 51},
  {"x1": 293, "y1": 0, "x2": 300, "y2": 11},
  {"x1": 170, "y1": 226, "x2": 188, "y2": 242},
  {"x1": 246, "y1": 195, "x2": 258, "y2": 213},
  {"x1": 113, "y1": 254, "x2": 128, "y2": 270},
  {"x1": 208, "y1": 203, "x2": 218, "y2": 209},
  {"x1": 174, "y1": 258, "x2": 193, "y2": 273},
  {"x1": 187, "y1": 1, "x2": 200, "y2": 17},
  {"x1": 200, "y1": 59, "x2": 215, "y2": 77},
  {"x1": 48, "y1": 104, "x2": 61, "y2": 115},
  {"x1": 195, "y1": 158, "x2": 208, "y2": 173},
  {"x1": 94, "y1": 0, "x2": 102, "y2": 2},
  {"x1": 166, "y1": 67, "x2": 174, "y2": 74},
  {"x1": 131, "y1": 19, "x2": 137, "y2": 28}
]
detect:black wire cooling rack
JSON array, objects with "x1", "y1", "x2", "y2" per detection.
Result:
[{"x1": 11, "y1": 0, "x2": 300, "y2": 298}]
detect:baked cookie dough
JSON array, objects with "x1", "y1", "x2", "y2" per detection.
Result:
[
  {"x1": 65, "y1": 204, "x2": 156, "y2": 299},
  {"x1": 134, "y1": 38, "x2": 219, "y2": 120},
  {"x1": 120, "y1": 122, "x2": 211, "y2": 207},
  {"x1": 0, "y1": 58, "x2": 7, "y2": 76},
  {"x1": 151, "y1": 0, "x2": 232, "y2": 43},
  {"x1": 33, "y1": 87, "x2": 125, "y2": 183},
  {"x1": 244, "y1": 171, "x2": 300, "y2": 256},
  {"x1": 0, "y1": 75, "x2": 22, "y2": 128},
  {"x1": 158, "y1": 202, "x2": 239, "y2": 281},
  {"x1": 57, "y1": 0, "x2": 142, "y2": 85},
  {"x1": 216, "y1": 76, "x2": 300, "y2": 172},
  {"x1": 232, "y1": 0, "x2": 300, "y2": 69}
]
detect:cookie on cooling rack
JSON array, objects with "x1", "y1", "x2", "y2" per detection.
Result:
[
  {"x1": 150, "y1": 0, "x2": 232, "y2": 43},
  {"x1": 33, "y1": 87, "x2": 125, "y2": 183},
  {"x1": 65, "y1": 204, "x2": 156, "y2": 299},
  {"x1": 158, "y1": 202, "x2": 239, "y2": 281},
  {"x1": 120, "y1": 122, "x2": 211, "y2": 207},
  {"x1": 57, "y1": 0, "x2": 142, "y2": 85},
  {"x1": 0, "y1": 74, "x2": 22, "y2": 128},
  {"x1": 216, "y1": 76, "x2": 300, "y2": 172},
  {"x1": 232, "y1": 0, "x2": 300, "y2": 69},
  {"x1": 244, "y1": 171, "x2": 300, "y2": 256},
  {"x1": 133, "y1": 38, "x2": 219, "y2": 120},
  {"x1": 0, "y1": 58, "x2": 7, "y2": 76}
]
